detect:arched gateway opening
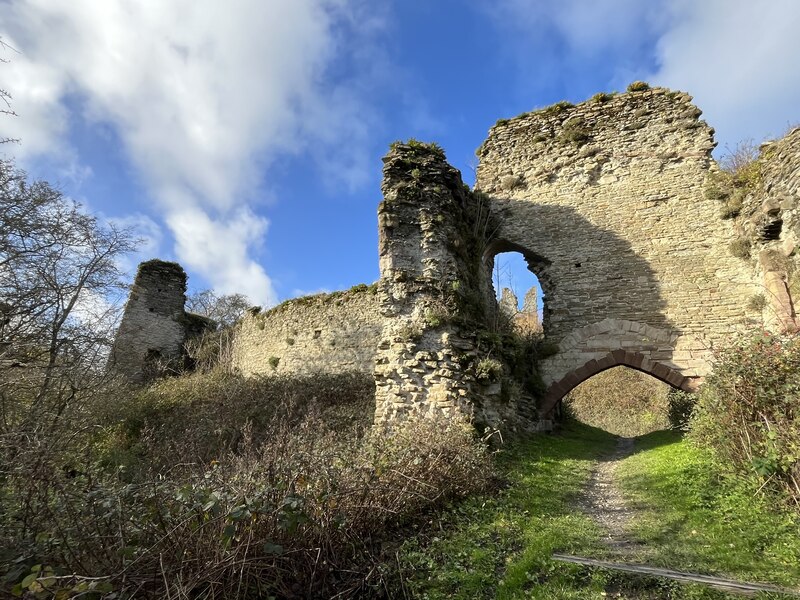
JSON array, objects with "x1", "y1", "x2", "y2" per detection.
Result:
[
  {"x1": 490, "y1": 250, "x2": 544, "y2": 336},
  {"x1": 483, "y1": 239, "x2": 552, "y2": 335},
  {"x1": 565, "y1": 366, "x2": 674, "y2": 436},
  {"x1": 541, "y1": 349, "x2": 699, "y2": 417}
]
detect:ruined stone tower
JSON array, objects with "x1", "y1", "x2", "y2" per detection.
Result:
[{"x1": 110, "y1": 259, "x2": 210, "y2": 382}]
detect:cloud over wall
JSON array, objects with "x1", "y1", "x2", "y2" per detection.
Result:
[{"x1": 1, "y1": 0, "x2": 378, "y2": 305}]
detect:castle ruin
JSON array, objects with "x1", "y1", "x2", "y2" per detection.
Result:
[{"x1": 112, "y1": 86, "x2": 800, "y2": 433}]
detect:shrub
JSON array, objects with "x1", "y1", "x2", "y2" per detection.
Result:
[
  {"x1": 1, "y1": 377, "x2": 492, "y2": 598},
  {"x1": 184, "y1": 327, "x2": 236, "y2": 373},
  {"x1": 690, "y1": 332, "x2": 800, "y2": 505},
  {"x1": 535, "y1": 339, "x2": 559, "y2": 359},
  {"x1": 590, "y1": 92, "x2": 614, "y2": 103},
  {"x1": 538, "y1": 101, "x2": 574, "y2": 117},
  {"x1": 391, "y1": 138, "x2": 446, "y2": 161},
  {"x1": 720, "y1": 191, "x2": 744, "y2": 219},
  {"x1": 396, "y1": 321, "x2": 422, "y2": 342},
  {"x1": 106, "y1": 371, "x2": 376, "y2": 472},
  {"x1": 559, "y1": 117, "x2": 591, "y2": 146},
  {"x1": 268, "y1": 355, "x2": 280, "y2": 369},
  {"x1": 729, "y1": 237, "x2": 751, "y2": 259},
  {"x1": 667, "y1": 389, "x2": 696, "y2": 431},
  {"x1": 747, "y1": 293, "x2": 767, "y2": 312},
  {"x1": 627, "y1": 81, "x2": 650, "y2": 92},
  {"x1": 706, "y1": 140, "x2": 763, "y2": 221},
  {"x1": 475, "y1": 357, "x2": 504, "y2": 383},
  {"x1": 424, "y1": 304, "x2": 450, "y2": 328}
]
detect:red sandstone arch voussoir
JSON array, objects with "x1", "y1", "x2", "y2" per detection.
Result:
[{"x1": 539, "y1": 349, "x2": 693, "y2": 417}]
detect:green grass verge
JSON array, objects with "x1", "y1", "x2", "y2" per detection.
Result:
[
  {"x1": 398, "y1": 421, "x2": 618, "y2": 599},
  {"x1": 616, "y1": 430, "x2": 800, "y2": 595},
  {"x1": 398, "y1": 424, "x2": 800, "y2": 599}
]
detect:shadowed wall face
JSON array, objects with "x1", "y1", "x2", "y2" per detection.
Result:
[
  {"x1": 475, "y1": 88, "x2": 755, "y2": 393},
  {"x1": 112, "y1": 89, "x2": 800, "y2": 433},
  {"x1": 110, "y1": 260, "x2": 193, "y2": 382}
]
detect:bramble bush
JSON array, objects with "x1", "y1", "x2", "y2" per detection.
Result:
[
  {"x1": 104, "y1": 371, "x2": 377, "y2": 474},
  {"x1": 690, "y1": 332, "x2": 800, "y2": 505},
  {"x1": 1, "y1": 371, "x2": 493, "y2": 598}
]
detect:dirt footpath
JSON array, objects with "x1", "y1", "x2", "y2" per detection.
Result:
[{"x1": 576, "y1": 436, "x2": 647, "y2": 558}]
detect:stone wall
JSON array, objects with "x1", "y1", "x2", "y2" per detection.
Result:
[
  {"x1": 231, "y1": 287, "x2": 383, "y2": 377},
  {"x1": 475, "y1": 87, "x2": 757, "y2": 410},
  {"x1": 373, "y1": 143, "x2": 541, "y2": 433},
  {"x1": 735, "y1": 127, "x2": 800, "y2": 333},
  {"x1": 110, "y1": 260, "x2": 211, "y2": 382},
  {"x1": 112, "y1": 87, "x2": 799, "y2": 432}
]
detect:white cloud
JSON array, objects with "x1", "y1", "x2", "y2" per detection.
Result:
[
  {"x1": 167, "y1": 204, "x2": 273, "y2": 305},
  {"x1": 494, "y1": 0, "x2": 662, "y2": 56},
  {"x1": 1, "y1": 0, "x2": 381, "y2": 306},
  {"x1": 491, "y1": 0, "x2": 800, "y2": 148},
  {"x1": 106, "y1": 212, "x2": 165, "y2": 278},
  {"x1": 487, "y1": 0, "x2": 665, "y2": 96},
  {"x1": 649, "y1": 0, "x2": 800, "y2": 148}
]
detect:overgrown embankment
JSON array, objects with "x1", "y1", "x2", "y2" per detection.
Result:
[
  {"x1": 565, "y1": 366, "x2": 671, "y2": 437},
  {"x1": 1, "y1": 371, "x2": 493, "y2": 599}
]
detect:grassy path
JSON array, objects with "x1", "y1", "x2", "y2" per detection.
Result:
[
  {"x1": 398, "y1": 422, "x2": 800, "y2": 599},
  {"x1": 575, "y1": 435, "x2": 641, "y2": 557}
]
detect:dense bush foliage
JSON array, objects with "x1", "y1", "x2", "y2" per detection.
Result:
[
  {"x1": 690, "y1": 332, "x2": 800, "y2": 505},
  {"x1": 564, "y1": 367, "x2": 671, "y2": 436},
  {"x1": 1, "y1": 371, "x2": 493, "y2": 598}
]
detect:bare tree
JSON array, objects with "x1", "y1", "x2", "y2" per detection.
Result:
[
  {"x1": 0, "y1": 159, "x2": 137, "y2": 432},
  {"x1": 186, "y1": 288, "x2": 250, "y2": 329},
  {"x1": 0, "y1": 37, "x2": 20, "y2": 145}
]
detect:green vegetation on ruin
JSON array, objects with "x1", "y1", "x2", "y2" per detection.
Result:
[
  {"x1": 251, "y1": 281, "x2": 379, "y2": 321},
  {"x1": 705, "y1": 139, "x2": 766, "y2": 220},
  {"x1": 627, "y1": 80, "x2": 651, "y2": 92},
  {"x1": 390, "y1": 137, "x2": 447, "y2": 161}
]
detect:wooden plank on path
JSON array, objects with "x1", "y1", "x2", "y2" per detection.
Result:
[{"x1": 552, "y1": 554, "x2": 800, "y2": 596}]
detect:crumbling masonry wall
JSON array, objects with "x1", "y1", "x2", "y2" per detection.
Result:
[
  {"x1": 113, "y1": 88, "x2": 799, "y2": 431},
  {"x1": 735, "y1": 127, "x2": 800, "y2": 333},
  {"x1": 231, "y1": 287, "x2": 383, "y2": 377},
  {"x1": 373, "y1": 143, "x2": 540, "y2": 432},
  {"x1": 474, "y1": 87, "x2": 757, "y2": 413}
]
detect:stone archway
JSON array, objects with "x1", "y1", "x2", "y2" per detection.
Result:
[{"x1": 539, "y1": 348, "x2": 701, "y2": 417}]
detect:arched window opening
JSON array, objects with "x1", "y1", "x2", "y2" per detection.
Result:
[
  {"x1": 564, "y1": 366, "x2": 679, "y2": 437},
  {"x1": 492, "y1": 251, "x2": 544, "y2": 336}
]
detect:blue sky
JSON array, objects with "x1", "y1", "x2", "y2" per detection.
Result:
[{"x1": 2, "y1": 1, "x2": 800, "y2": 308}]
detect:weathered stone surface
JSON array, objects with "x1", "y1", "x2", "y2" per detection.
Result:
[
  {"x1": 373, "y1": 143, "x2": 534, "y2": 432},
  {"x1": 475, "y1": 87, "x2": 757, "y2": 406},
  {"x1": 112, "y1": 88, "x2": 799, "y2": 433},
  {"x1": 231, "y1": 288, "x2": 383, "y2": 377},
  {"x1": 737, "y1": 128, "x2": 800, "y2": 333},
  {"x1": 110, "y1": 260, "x2": 212, "y2": 382}
]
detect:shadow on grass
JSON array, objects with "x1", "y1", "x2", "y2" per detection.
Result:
[{"x1": 540, "y1": 419, "x2": 680, "y2": 464}]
